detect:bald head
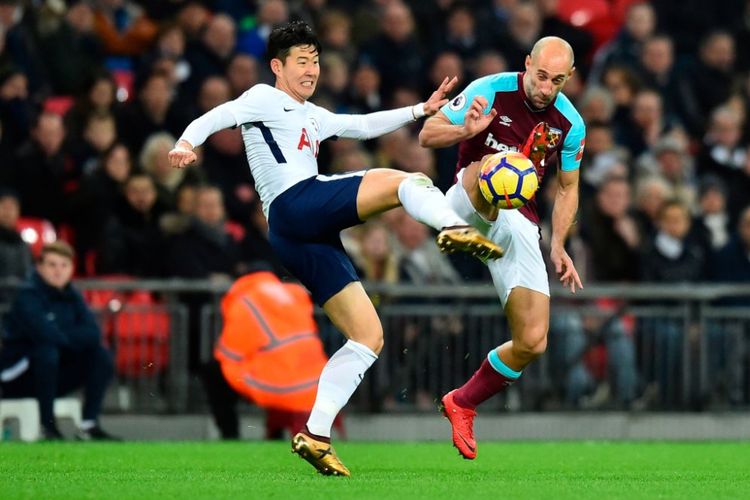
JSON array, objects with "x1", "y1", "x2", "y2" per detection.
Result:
[
  {"x1": 530, "y1": 36, "x2": 574, "y2": 68},
  {"x1": 523, "y1": 36, "x2": 575, "y2": 109}
]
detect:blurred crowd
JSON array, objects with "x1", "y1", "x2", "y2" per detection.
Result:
[
  {"x1": 0, "y1": 0, "x2": 748, "y2": 417},
  {"x1": 0, "y1": 0, "x2": 748, "y2": 289}
]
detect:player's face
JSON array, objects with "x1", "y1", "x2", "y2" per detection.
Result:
[
  {"x1": 273, "y1": 44, "x2": 320, "y2": 102},
  {"x1": 523, "y1": 52, "x2": 573, "y2": 109}
]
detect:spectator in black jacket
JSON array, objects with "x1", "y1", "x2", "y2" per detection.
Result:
[
  {"x1": 98, "y1": 173, "x2": 167, "y2": 277},
  {"x1": 640, "y1": 199, "x2": 709, "y2": 282},
  {"x1": 0, "y1": 242, "x2": 116, "y2": 440},
  {"x1": 709, "y1": 205, "x2": 750, "y2": 298},
  {"x1": 165, "y1": 185, "x2": 248, "y2": 370},
  {"x1": 0, "y1": 188, "x2": 32, "y2": 288},
  {"x1": 11, "y1": 112, "x2": 74, "y2": 225},
  {"x1": 638, "y1": 199, "x2": 710, "y2": 407}
]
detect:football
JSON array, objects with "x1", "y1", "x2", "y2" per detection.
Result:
[{"x1": 478, "y1": 151, "x2": 539, "y2": 209}]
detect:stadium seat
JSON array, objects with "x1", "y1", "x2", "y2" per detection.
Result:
[
  {"x1": 43, "y1": 95, "x2": 74, "y2": 117},
  {"x1": 113, "y1": 291, "x2": 171, "y2": 377},
  {"x1": 0, "y1": 397, "x2": 82, "y2": 442},
  {"x1": 112, "y1": 69, "x2": 134, "y2": 103},
  {"x1": 224, "y1": 220, "x2": 246, "y2": 242},
  {"x1": 83, "y1": 278, "x2": 171, "y2": 378},
  {"x1": 16, "y1": 217, "x2": 57, "y2": 259}
]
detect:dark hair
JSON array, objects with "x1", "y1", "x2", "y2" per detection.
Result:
[{"x1": 266, "y1": 21, "x2": 321, "y2": 63}]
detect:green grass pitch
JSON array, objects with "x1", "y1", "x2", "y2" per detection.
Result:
[{"x1": 1, "y1": 441, "x2": 749, "y2": 499}]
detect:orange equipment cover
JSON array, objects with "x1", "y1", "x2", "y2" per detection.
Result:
[{"x1": 214, "y1": 272, "x2": 327, "y2": 412}]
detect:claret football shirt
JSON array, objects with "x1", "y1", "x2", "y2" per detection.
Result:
[{"x1": 442, "y1": 72, "x2": 586, "y2": 224}]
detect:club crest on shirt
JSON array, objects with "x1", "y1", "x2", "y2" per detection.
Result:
[
  {"x1": 449, "y1": 94, "x2": 466, "y2": 111},
  {"x1": 548, "y1": 127, "x2": 562, "y2": 148}
]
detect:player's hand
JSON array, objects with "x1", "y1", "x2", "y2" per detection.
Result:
[
  {"x1": 463, "y1": 96, "x2": 497, "y2": 138},
  {"x1": 423, "y1": 76, "x2": 459, "y2": 116},
  {"x1": 551, "y1": 245, "x2": 583, "y2": 293},
  {"x1": 168, "y1": 140, "x2": 197, "y2": 168}
]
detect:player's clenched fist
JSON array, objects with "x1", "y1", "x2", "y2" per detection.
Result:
[{"x1": 168, "y1": 140, "x2": 197, "y2": 168}]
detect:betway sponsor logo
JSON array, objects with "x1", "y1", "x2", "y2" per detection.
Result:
[{"x1": 484, "y1": 133, "x2": 519, "y2": 153}]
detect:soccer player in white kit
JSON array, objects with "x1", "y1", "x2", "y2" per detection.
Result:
[{"x1": 168, "y1": 21, "x2": 503, "y2": 476}]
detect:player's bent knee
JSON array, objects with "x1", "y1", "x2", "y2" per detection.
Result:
[
  {"x1": 400, "y1": 172, "x2": 434, "y2": 188},
  {"x1": 397, "y1": 172, "x2": 434, "y2": 197},
  {"x1": 514, "y1": 328, "x2": 548, "y2": 358},
  {"x1": 349, "y1": 327, "x2": 384, "y2": 355}
]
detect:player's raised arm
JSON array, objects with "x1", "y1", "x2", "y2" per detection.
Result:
[
  {"x1": 318, "y1": 76, "x2": 459, "y2": 141},
  {"x1": 419, "y1": 77, "x2": 498, "y2": 148},
  {"x1": 168, "y1": 101, "x2": 241, "y2": 168}
]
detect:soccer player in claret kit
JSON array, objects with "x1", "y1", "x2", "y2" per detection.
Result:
[
  {"x1": 419, "y1": 36, "x2": 586, "y2": 459},
  {"x1": 168, "y1": 21, "x2": 503, "y2": 476}
]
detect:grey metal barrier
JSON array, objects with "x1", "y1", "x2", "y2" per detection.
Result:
[{"x1": 1, "y1": 279, "x2": 749, "y2": 413}]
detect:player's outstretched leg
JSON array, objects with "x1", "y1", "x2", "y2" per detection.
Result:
[
  {"x1": 291, "y1": 431, "x2": 351, "y2": 477},
  {"x1": 395, "y1": 173, "x2": 504, "y2": 260}
]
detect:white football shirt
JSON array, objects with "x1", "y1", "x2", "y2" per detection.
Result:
[{"x1": 179, "y1": 83, "x2": 420, "y2": 217}]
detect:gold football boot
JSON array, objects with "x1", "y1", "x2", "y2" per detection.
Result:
[
  {"x1": 436, "y1": 225, "x2": 504, "y2": 261},
  {"x1": 291, "y1": 432, "x2": 351, "y2": 477}
]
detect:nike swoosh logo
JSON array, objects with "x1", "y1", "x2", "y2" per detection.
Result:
[
  {"x1": 283, "y1": 107, "x2": 294, "y2": 112},
  {"x1": 458, "y1": 434, "x2": 475, "y2": 452}
]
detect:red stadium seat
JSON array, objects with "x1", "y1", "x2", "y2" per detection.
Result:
[
  {"x1": 112, "y1": 69, "x2": 134, "y2": 102},
  {"x1": 113, "y1": 290, "x2": 171, "y2": 378},
  {"x1": 224, "y1": 220, "x2": 246, "y2": 242},
  {"x1": 43, "y1": 95, "x2": 74, "y2": 117},
  {"x1": 16, "y1": 217, "x2": 57, "y2": 259},
  {"x1": 83, "y1": 277, "x2": 171, "y2": 378}
]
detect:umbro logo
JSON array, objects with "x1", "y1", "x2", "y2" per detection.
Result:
[{"x1": 498, "y1": 115, "x2": 512, "y2": 127}]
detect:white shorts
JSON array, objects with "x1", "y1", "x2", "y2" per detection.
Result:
[{"x1": 446, "y1": 170, "x2": 550, "y2": 307}]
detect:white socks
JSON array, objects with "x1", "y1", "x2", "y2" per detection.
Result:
[
  {"x1": 397, "y1": 174, "x2": 467, "y2": 230},
  {"x1": 306, "y1": 339, "x2": 378, "y2": 438}
]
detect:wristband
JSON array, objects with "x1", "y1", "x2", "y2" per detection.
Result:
[{"x1": 411, "y1": 103, "x2": 426, "y2": 120}]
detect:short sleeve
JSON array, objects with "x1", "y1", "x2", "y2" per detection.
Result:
[
  {"x1": 440, "y1": 75, "x2": 497, "y2": 125},
  {"x1": 560, "y1": 118, "x2": 586, "y2": 172},
  {"x1": 224, "y1": 84, "x2": 274, "y2": 126}
]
